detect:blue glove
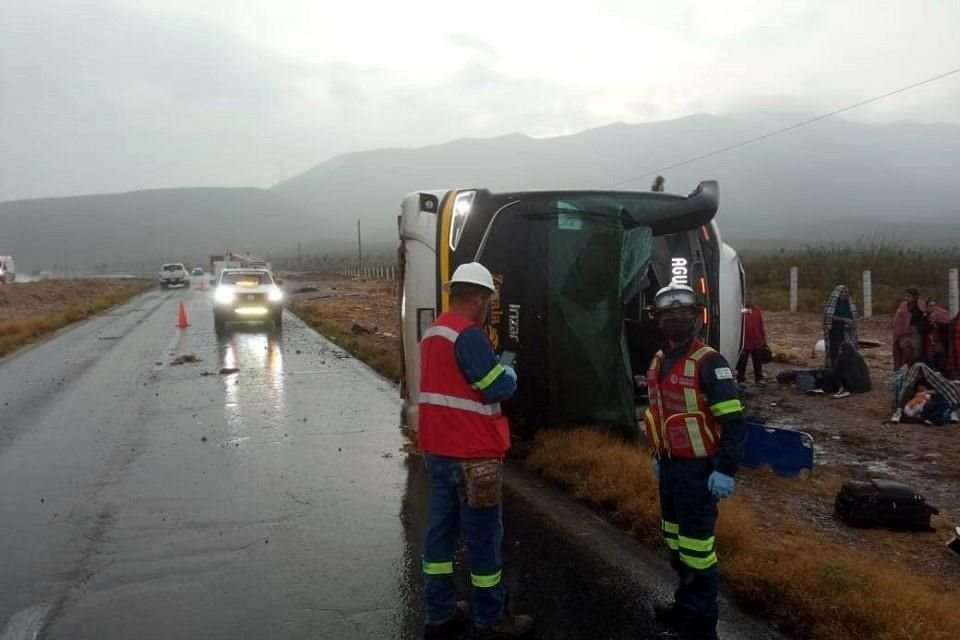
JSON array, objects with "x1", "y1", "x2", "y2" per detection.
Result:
[
  {"x1": 503, "y1": 365, "x2": 517, "y2": 382},
  {"x1": 708, "y1": 471, "x2": 735, "y2": 499},
  {"x1": 651, "y1": 458, "x2": 660, "y2": 481}
]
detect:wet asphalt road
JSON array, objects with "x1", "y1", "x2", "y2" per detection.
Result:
[{"x1": 0, "y1": 284, "x2": 668, "y2": 639}]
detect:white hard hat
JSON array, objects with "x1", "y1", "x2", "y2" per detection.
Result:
[
  {"x1": 654, "y1": 284, "x2": 701, "y2": 310},
  {"x1": 443, "y1": 262, "x2": 496, "y2": 293}
]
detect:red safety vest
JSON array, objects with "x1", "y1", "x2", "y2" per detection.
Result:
[
  {"x1": 417, "y1": 311, "x2": 511, "y2": 459},
  {"x1": 644, "y1": 340, "x2": 722, "y2": 459}
]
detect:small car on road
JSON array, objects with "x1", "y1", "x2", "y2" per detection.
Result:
[{"x1": 213, "y1": 268, "x2": 284, "y2": 334}]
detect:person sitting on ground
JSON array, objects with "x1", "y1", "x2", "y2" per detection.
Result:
[
  {"x1": 822, "y1": 285, "x2": 858, "y2": 370},
  {"x1": 736, "y1": 292, "x2": 767, "y2": 385},
  {"x1": 924, "y1": 297, "x2": 952, "y2": 374},
  {"x1": 831, "y1": 341, "x2": 871, "y2": 398},
  {"x1": 904, "y1": 383, "x2": 933, "y2": 419},
  {"x1": 893, "y1": 288, "x2": 926, "y2": 370}
]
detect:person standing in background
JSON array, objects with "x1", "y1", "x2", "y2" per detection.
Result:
[
  {"x1": 736, "y1": 292, "x2": 767, "y2": 385},
  {"x1": 924, "y1": 297, "x2": 952, "y2": 373},
  {"x1": 892, "y1": 288, "x2": 925, "y2": 370},
  {"x1": 822, "y1": 285, "x2": 858, "y2": 370}
]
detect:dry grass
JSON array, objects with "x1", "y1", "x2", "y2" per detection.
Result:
[
  {"x1": 743, "y1": 243, "x2": 960, "y2": 313},
  {"x1": 0, "y1": 280, "x2": 152, "y2": 357},
  {"x1": 528, "y1": 428, "x2": 960, "y2": 640}
]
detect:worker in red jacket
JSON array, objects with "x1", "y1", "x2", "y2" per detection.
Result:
[
  {"x1": 418, "y1": 262, "x2": 533, "y2": 640},
  {"x1": 736, "y1": 293, "x2": 767, "y2": 385}
]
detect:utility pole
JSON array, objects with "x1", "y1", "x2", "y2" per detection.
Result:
[
  {"x1": 357, "y1": 219, "x2": 363, "y2": 271},
  {"x1": 298, "y1": 242, "x2": 303, "y2": 270}
]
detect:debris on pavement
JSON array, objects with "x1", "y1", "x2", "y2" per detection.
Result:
[
  {"x1": 219, "y1": 367, "x2": 239, "y2": 374},
  {"x1": 170, "y1": 353, "x2": 201, "y2": 365}
]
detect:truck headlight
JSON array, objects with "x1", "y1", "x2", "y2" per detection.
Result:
[
  {"x1": 214, "y1": 287, "x2": 236, "y2": 305},
  {"x1": 268, "y1": 287, "x2": 284, "y2": 303}
]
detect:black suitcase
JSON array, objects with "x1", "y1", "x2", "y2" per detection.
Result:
[{"x1": 834, "y1": 479, "x2": 939, "y2": 531}]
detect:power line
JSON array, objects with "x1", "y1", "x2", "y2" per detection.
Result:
[{"x1": 603, "y1": 65, "x2": 960, "y2": 189}]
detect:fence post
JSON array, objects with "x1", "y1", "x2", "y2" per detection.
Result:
[
  {"x1": 789, "y1": 267, "x2": 798, "y2": 313},
  {"x1": 862, "y1": 270, "x2": 873, "y2": 319},
  {"x1": 950, "y1": 268, "x2": 959, "y2": 317}
]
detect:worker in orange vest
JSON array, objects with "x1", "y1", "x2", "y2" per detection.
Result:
[
  {"x1": 419, "y1": 262, "x2": 533, "y2": 640},
  {"x1": 645, "y1": 284, "x2": 746, "y2": 640}
]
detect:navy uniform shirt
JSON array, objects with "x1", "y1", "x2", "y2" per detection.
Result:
[
  {"x1": 453, "y1": 325, "x2": 516, "y2": 403},
  {"x1": 658, "y1": 339, "x2": 746, "y2": 477}
]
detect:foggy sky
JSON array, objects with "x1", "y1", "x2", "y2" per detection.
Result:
[{"x1": 2, "y1": 0, "x2": 959, "y2": 202}]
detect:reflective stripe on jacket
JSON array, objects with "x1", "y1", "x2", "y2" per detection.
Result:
[
  {"x1": 417, "y1": 312, "x2": 511, "y2": 458},
  {"x1": 645, "y1": 340, "x2": 728, "y2": 459}
]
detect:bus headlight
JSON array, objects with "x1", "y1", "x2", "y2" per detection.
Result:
[{"x1": 449, "y1": 190, "x2": 476, "y2": 251}]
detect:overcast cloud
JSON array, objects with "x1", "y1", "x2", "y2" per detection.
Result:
[{"x1": 2, "y1": 0, "x2": 959, "y2": 201}]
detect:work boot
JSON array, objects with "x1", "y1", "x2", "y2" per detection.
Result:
[
  {"x1": 653, "y1": 602, "x2": 683, "y2": 630},
  {"x1": 424, "y1": 601, "x2": 470, "y2": 639},
  {"x1": 473, "y1": 613, "x2": 534, "y2": 639}
]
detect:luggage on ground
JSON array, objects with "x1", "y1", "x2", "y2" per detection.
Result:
[{"x1": 835, "y1": 479, "x2": 938, "y2": 531}]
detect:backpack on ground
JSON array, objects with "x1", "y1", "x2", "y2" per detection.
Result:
[{"x1": 835, "y1": 479, "x2": 938, "y2": 531}]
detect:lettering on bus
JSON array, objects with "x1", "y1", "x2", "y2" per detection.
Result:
[
  {"x1": 484, "y1": 273, "x2": 505, "y2": 350},
  {"x1": 671, "y1": 257, "x2": 689, "y2": 286}
]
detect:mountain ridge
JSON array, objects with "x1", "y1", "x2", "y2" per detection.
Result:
[{"x1": 2, "y1": 113, "x2": 958, "y2": 272}]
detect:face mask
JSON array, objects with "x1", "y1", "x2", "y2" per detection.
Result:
[{"x1": 661, "y1": 317, "x2": 695, "y2": 341}]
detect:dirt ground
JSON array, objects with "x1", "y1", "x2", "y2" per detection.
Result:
[
  {"x1": 0, "y1": 279, "x2": 149, "y2": 321},
  {"x1": 286, "y1": 276, "x2": 960, "y2": 580},
  {"x1": 743, "y1": 311, "x2": 960, "y2": 579}
]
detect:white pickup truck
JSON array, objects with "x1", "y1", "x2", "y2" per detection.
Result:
[
  {"x1": 0, "y1": 256, "x2": 14, "y2": 283},
  {"x1": 158, "y1": 263, "x2": 190, "y2": 289}
]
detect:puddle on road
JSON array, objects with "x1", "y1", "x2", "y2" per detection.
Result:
[{"x1": 217, "y1": 332, "x2": 286, "y2": 442}]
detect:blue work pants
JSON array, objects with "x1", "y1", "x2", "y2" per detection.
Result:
[
  {"x1": 658, "y1": 457, "x2": 720, "y2": 627},
  {"x1": 423, "y1": 453, "x2": 505, "y2": 628}
]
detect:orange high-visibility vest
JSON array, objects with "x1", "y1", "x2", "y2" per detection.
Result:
[{"x1": 645, "y1": 340, "x2": 722, "y2": 459}]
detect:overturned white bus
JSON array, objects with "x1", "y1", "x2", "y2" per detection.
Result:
[{"x1": 398, "y1": 182, "x2": 744, "y2": 438}]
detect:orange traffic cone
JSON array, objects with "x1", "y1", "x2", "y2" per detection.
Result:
[{"x1": 177, "y1": 302, "x2": 190, "y2": 328}]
